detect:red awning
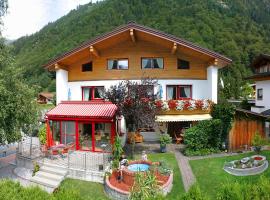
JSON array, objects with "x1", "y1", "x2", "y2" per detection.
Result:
[{"x1": 46, "y1": 101, "x2": 118, "y2": 119}]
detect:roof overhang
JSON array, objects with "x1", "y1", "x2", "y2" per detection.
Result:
[
  {"x1": 235, "y1": 108, "x2": 269, "y2": 120},
  {"x1": 155, "y1": 114, "x2": 212, "y2": 122},
  {"x1": 44, "y1": 22, "x2": 232, "y2": 70},
  {"x1": 245, "y1": 72, "x2": 270, "y2": 81}
]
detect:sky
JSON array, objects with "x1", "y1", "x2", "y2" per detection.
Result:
[{"x1": 2, "y1": 0, "x2": 94, "y2": 40}]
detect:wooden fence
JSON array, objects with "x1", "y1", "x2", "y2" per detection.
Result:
[{"x1": 229, "y1": 118, "x2": 265, "y2": 151}]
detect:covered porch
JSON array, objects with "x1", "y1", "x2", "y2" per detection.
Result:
[{"x1": 45, "y1": 101, "x2": 118, "y2": 153}]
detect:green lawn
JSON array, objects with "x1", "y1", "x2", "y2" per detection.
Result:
[
  {"x1": 59, "y1": 178, "x2": 109, "y2": 200},
  {"x1": 148, "y1": 153, "x2": 185, "y2": 199},
  {"x1": 37, "y1": 103, "x2": 55, "y2": 111},
  {"x1": 189, "y1": 151, "x2": 270, "y2": 199},
  {"x1": 58, "y1": 153, "x2": 184, "y2": 200}
]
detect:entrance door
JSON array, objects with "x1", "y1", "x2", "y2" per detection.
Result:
[{"x1": 79, "y1": 123, "x2": 93, "y2": 151}]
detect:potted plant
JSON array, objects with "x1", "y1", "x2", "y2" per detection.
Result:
[
  {"x1": 160, "y1": 133, "x2": 172, "y2": 153},
  {"x1": 252, "y1": 132, "x2": 266, "y2": 154}
]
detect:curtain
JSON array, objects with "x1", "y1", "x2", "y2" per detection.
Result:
[
  {"x1": 181, "y1": 86, "x2": 191, "y2": 98},
  {"x1": 142, "y1": 59, "x2": 151, "y2": 68},
  {"x1": 83, "y1": 88, "x2": 90, "y2": 101},
  {"x1": 167, "y1": 86, "x2": 175, "y2": 100},
  {"x1": 108, "y1": 60, "x2": 118, "y2": 69},
  {"x1": 95, "y1": 87, "x2": 104, "y2": 98},
  {"x1": 156, "y1": 58, "x2": 163, "y2": 69}
]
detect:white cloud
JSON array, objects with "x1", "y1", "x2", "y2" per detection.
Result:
[{"x1": 2, "y1": 0, "x2": 93, "y2": 40}]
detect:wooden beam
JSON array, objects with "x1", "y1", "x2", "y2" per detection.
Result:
[
  {"x1": 54, "y1": 63, "x2": 68, "y2": 71},
  {"x1": 214, "y1": 58, "x2": 218, "y2": 66},
  {"x1": 130, "y1": 29, "x2": 136, "y2": 43},
  {"x1": 90, "y1": 45, "x2": 100, "y2": 57},
  {"x1": 171, "y1": 42, "x2": 177, "y2": 54},
  {"x1": 208, "y1": 58, "x2": 219, "y2": 66}
]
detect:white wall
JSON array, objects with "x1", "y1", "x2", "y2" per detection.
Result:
[
  {"x1": 56, "y1": 65, "x2": 219, "y2": 103},
  {"x1": 207, "y1": 66, "x2": 218, "y2": 103},
  {"x1": 254, "y1": 80, "x2": 270, "y2": 111},
  {"x1": 67, "y1": 79, "x2": 214, "y2": 101},
  {"x1": 56, "y1": 69, "x2": 68, "y2": 105}
]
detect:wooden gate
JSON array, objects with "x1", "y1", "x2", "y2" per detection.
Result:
[{"x1": 229, "y1": 110, "x2": 266, "y2": 151}]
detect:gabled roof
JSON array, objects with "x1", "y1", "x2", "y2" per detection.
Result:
[
  {"x1": 261, "y1": 109, "x2": 270, "y2": 117},
  {"x1": 39, "y1": 92, "x2": 54, "y2": 99},
  {"x1": 44, "y1": 22, "x2": 232, "y2": 68},
  {"x1": 251, "y1": 54, "x2": 270, "y2": 68}
]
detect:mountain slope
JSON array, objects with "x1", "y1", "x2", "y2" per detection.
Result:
[{"x1": 11, "y1": 0, "x2": 270, "y2": 98}]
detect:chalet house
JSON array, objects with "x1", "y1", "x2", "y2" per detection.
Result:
[
  {"x1": 44, "y1": 22, "x2": 231, "y2": 152},
  {"x1": 37, "y1": 92, "x2": 54, "y2": 104},
  {"x1": 246, "y1": 54, "x2": 270, "y2": 139}
]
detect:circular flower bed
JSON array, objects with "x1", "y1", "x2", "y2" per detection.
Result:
[
  {"x1": 224, "y1": 155, "x2": 268, "y2": 176},
  {"x1": 105, "y1": 160, "x2": 173, "y2": 200}
]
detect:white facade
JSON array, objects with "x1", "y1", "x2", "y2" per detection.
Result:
[
  {"x1": 251, "y1": 80, "x2": 270, "y2": 113},
  {"x1": 56, "y1": 69, "x2": 68, "y2": 105},
  {"x1": 56, "y1": 66, "x2": 218, "y2": 104}
]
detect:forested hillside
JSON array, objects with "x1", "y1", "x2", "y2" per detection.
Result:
[{"x1": 11, "y1": 0, "x2": 270, "y2": 99}]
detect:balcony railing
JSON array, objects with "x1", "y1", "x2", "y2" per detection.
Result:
[{"x1": 155, "y1": 99, "x2": 213, "y2": 114}]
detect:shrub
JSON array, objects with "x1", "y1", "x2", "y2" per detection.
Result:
[
  {"x1": 184, "y1": 119, "x2": 222, "y2": 155},
  {"x1": 112, "y1": 134, "x2": 123, "y2": 169},
  {"x1": 180, "y1": 184, "x2": 209, "y2": 200},
  {"x1": 160, "y1": 133, "x2": 172, "y2": 146},
  {"x1": 38, "y1": 125, "x2": 47, "y2": 145},
  {"x1": 211, "y1": 103, "x2": 235, "y2": 143},
  {"x1": 252, "y1": 132, "x2": 266, "y2": 154},
  {"x1": 216, "y1": 177, "x2": 270, "y2": 200},
  {"x1": 32, "y1": 162, "x2": 40, "y2": 176},
  {"x1": 130, "y1": 171, "x2": 162, "y2": 200}
]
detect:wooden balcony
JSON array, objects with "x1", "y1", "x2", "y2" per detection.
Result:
[{"x1": 155, "y1": 99, "x2": 213, "y2": 115}]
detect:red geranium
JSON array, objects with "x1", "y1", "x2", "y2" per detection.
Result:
[
  {"x1": 168, "y1": 100, "x2": 177, "y2": 110},
  {"x1": 155, "y1": 100, "x2": 163, "y2": 108},
  {"x1": 184, "y1": 100, "x2": 191, "y2": 110},
  {"x1": 195, "y1": 100, "x2": 203, "y2": 109}
]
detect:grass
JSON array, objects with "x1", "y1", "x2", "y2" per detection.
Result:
[
  {"x1": 37, "y1": 103, "x2": 55, "y2": 111},
  {"x1": 148, "y1": 153, "x2": 185, "y2": 199},
  {"x1": 59, "y1": 178, "x2": 108, "y2": 200},
  {"x1": 189, "y1": 150, "x2": 270, "y2": 199},
  {"x1": 58, "y1": 153, "x2": 184, "y2": 200}
]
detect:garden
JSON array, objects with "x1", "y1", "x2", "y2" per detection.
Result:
[{"x1": 189, "y1": 151, "x2": 270, "y2": 199}]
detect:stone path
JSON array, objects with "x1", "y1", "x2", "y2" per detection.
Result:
[{"x1": 167, "y1": 144, "x2": 196, "y2": 192}]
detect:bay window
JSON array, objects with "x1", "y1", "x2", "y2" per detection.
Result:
[{"x1": 166, "y1": 85, "x2": 192, "y2": 100}]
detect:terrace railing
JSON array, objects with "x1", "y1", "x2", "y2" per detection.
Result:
[
  {"x1": 17, "y1": 137, "x2": 41, "y2": 159},
  {"x1": 67, "y1": 145, "x2": 112, "y2": 172}
]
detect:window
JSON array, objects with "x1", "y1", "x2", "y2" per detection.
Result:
[
  {"x1": 142, "y1": 58, "x2": 163, "y2": 69},
  {"x1": 166, "y1": 85, "x2": 192, "y2": 100},
  {"x1": 178, "y1": 59, "x2": 190, "y2": 69},
  {"x1": 257, "y1": 88, "x2": 263, "y2": 100},
  {"x1": 108, "y1": 59, "x2": 128, "y2": 70},
  {"x1": 82, "y1": 62, "x2": 92, "y2": 72},
  {"x1": 82, "y1": 86, "x2": 104, "y2": 101}
]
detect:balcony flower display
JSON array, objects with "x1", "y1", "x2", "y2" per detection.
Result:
[{"x1": 155, "y1": 99, "x2": 213, "y2": 112}]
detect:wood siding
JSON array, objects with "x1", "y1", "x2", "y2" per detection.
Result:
[
  {"x1": 229, "y1": 118, "x2": 265, "y2": 151},
  {"x1": 67, "y1": 40, "x2": 209, "y2": 81}
]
